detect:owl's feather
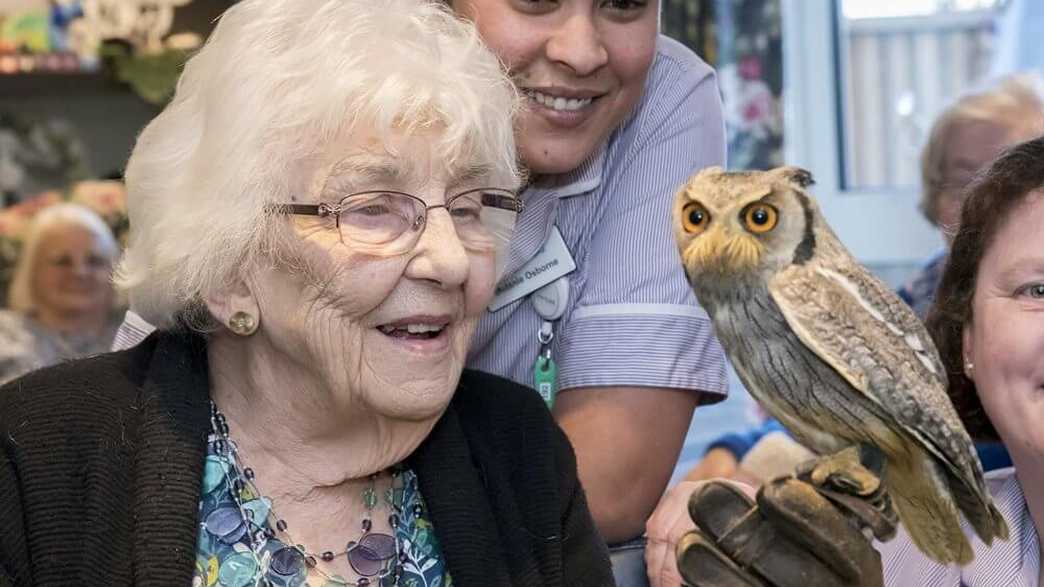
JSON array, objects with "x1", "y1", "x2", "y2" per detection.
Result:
[
  {"x1": 674, "y1": 166, "x2": 1009, "y2": 567},
  {"x1": 768, "y1": 242, "x2": 1008, "y2": 557},
  {"x1": 769, "y1": 244, "x2": 972, "y2": 486}
]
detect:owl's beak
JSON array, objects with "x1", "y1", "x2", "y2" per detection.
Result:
[{"x1": 682, "y1": 225, "x2": 764, "y2": 276}]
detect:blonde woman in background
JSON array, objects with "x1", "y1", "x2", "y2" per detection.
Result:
[
  {"x1": 898, "y1": 71, "x2": 1044, "y2": 317},
  {"x1": 0, "y1": 203, "x2": 120, "y2": 384}
]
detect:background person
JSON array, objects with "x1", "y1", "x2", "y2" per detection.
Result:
[
  {"x1": 898, "y1": 71, "x2": 1044, "y2": 317},
  {"x1": 0, "y1": 203, "x2": 120, "y2": 384},
  {"x1": 0, "y1": 1, "x2": 613, "y2": 585}
]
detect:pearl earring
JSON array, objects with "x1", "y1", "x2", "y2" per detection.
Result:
[
  {"x1": 964, "y1": 360, "x2": 974, "y2": 376},
  {"x1": 228, "y1": 311, "x2": 258, "y2": 336}
]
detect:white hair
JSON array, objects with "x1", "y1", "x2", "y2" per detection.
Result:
[
  {"x1": 8, "y1": 203, "x2": 119, "y2": 313},
  {"x1": 116, "y1": 0, "x2": 521, "y2": 328}
]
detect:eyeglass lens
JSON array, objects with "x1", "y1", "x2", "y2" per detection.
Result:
[{"x1": 336, "y1": 190, "x2": 518, "y2": 251}]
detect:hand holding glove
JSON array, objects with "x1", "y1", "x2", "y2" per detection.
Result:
[{"x1": 677, "y1": 446, "x2": 898, "y2": 587}]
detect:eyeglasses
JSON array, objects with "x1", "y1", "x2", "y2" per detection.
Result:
[{"x1": 272, "y1": 188, "x2": 523, "y2": 255}]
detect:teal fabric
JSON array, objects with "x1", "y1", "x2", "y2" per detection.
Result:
[{"x1": 193, "y1": 433, "x2": 451, "y2": 587}]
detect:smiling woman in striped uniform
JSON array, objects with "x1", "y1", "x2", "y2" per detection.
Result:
[{"x1": 878, "y1": 136, "x2": 1044, "y2": 586}]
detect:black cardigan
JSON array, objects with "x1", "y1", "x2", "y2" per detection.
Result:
[{"x1": 0, "y1": 332, "x2": 613, "y2": 586}]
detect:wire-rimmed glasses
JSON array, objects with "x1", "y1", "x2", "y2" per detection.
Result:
[{"x1": 272, "y1": 188, "x2": 523, "y2": 255}]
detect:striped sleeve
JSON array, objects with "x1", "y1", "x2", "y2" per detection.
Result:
[{"x1": 556, "y1": 45, "x2": 728, "y2": 398}]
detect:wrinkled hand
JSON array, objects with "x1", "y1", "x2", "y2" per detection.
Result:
[
  {"x1": 677, "y1": 446, "x2": 898, "y2": 587},
  {"x1": 647, "y1": 479, "x2": 705, "y2": 587},
  {"x1": 647, "y1": 451, "x2": 770, "y2": 587},
  {"x1": 645, "y1": 477, "x2": 764, "y2": 586}
]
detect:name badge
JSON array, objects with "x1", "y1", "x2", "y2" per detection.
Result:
[
  {"x1": 489, "y1": 226, "x2": 576, "y2": 311},
  {"x1": 532, "y1": 276, "x2": 569, "y2": 321}
]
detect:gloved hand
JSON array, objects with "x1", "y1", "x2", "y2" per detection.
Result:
[{"x1": 676, "y1": 445, "x2": 898, "y2": 587}]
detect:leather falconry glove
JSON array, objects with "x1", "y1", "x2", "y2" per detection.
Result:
[{"x1": 677, "y1": 445, "x2": 899, "y2": 587}]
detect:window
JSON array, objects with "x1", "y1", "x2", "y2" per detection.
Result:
[
  {"x1": 838, "y1": 0, "x2": 1004, "y2": 190},
  {"x1": 783, "y1": 1, "x2": 923, "y2": 266}
]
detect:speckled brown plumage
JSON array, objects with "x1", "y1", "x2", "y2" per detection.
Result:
[{"x1": 673, "y1": 166, "x2": 1008, "y2": 565}]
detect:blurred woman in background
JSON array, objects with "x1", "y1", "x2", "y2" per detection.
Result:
[
  {"x1": 898, "y1": 71, "x2": 1044, "y2": 317},
  {"x1": 0, "y1": 203, "x2": 119, "y2": 384}
]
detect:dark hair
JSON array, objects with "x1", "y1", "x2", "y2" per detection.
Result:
[{"x1": 926, "y1": 135, "x2": 1044, "y2": 440}]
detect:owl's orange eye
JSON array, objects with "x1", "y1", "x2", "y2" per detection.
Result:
[
  {"x1": 682, "y1": 202, "x2": 711, "y2": 234},
  {"x1": 741, "y1": 203, "x2": 778, "y2": 234}
]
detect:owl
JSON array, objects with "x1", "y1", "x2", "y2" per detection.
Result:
[{"x1": 672, "y1": 166, "x2": 1007, "y2": 566}]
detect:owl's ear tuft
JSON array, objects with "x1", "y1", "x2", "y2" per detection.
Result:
[
  {"x1": 694, "y1": 165, "x2": 726, "y2": 181},
  {"x1": 779, "y1": 166, "x2": 815, "y2": 188}
]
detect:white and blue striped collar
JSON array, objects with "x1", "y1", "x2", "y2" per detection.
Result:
[
  {"x1": 500, "y1": 144, "x2": 608, "y2": 277},
  {"x1": 525, "y1": 140, "x2": 607, "y2": 200}
]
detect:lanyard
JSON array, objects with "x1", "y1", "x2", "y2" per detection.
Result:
[{"x1": 531, "y1": 276, "x2": 569, "y2": 409}]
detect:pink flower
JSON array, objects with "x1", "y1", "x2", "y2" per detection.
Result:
[
  {"x1": 0, "y1": 192, "x2": 63, "y2": 238},
  {"x1": 743, "y1": 93, "x2": 771, "y2": 124},
  {"x1": 14, "y1": 191, "x2": 63, "y2": 216},
  {"x1": 0, "y1": 211, "x2": 27, "y2": 238},
  {"x1": 70, "y1": 180, "x2": 127, "y2": 218},
  {"x1": 738, "y1": 56, "x2": 762, "y2": 81}
]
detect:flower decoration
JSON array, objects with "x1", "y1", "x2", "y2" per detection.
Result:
[{"x1": 662, "y1": 0, "x2": 784, "y2": 171}]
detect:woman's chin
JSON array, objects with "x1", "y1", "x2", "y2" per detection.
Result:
[
  {"x1": 359, "y1": 334, "x2": 464, "y2": 419},
  {"x1": 368, "y1": 377, "x2": 458, "y2": 422}
]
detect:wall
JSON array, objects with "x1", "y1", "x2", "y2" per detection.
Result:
[
  {"x1": 0, "y1": 0, "x2": 231, "y2": 179},
  {"x1": 0, "y1": 75, "x2": 159, "y2": 177}
]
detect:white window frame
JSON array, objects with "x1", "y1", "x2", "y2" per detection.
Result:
[{"x1": 781, "y1": 0, "x2": 944, "y2": 265}]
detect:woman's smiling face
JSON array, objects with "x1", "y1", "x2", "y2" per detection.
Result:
[
  {"x1": 454, "y1": 0, "x2": 659, "y2": 175},
  {"x1": 963, "y1": 189, "x2": 1044, "y2": 460},
  {"x1": 250, "y1": 128, "x2": 505, "y2": 421}
]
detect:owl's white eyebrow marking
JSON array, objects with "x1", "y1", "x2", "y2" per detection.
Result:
[{"x1": 745, "y1": 186, "x2": 773, "y2": 201}]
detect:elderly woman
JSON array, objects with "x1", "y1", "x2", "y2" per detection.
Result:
[
  {"x1": 0, "y1": 1, "x2": 613, "y2": 585},
  {"x1": 897, "y1": 72, "x2": 1044, "y2": 317},
  {"x1": 111, "y1": 0, "x2": 730, "y2": 555},
  {"x1": 669, "y1": 136, "x2": 1044, "y2": 586},
  {"x1": 0, "y1": 203, "x2": 120, "y2": 384}
]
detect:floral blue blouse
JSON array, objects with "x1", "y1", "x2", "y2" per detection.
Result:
[{"x1": 193, "y1": 433, "x2": 452, "y2": 587}]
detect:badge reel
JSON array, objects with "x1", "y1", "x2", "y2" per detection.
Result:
[{"x1": 532, "y1": 276, "x2": 569, "y2": 409}]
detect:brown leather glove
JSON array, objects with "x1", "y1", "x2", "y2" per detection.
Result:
[{"x1": 676, "y1": 445, "x2": 898, "y2": 587}]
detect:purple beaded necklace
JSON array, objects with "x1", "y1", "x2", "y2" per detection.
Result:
[{"x1": 210, "y1": 401, "x2": 406, "y2": 586}]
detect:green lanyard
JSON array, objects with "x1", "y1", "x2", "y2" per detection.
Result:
[
  {"x1": 531, "y1": 276, "x2": 569, "y2": 410},
  {"x1": 533, "y1": 321, "x2": 558, "y2": 408}
]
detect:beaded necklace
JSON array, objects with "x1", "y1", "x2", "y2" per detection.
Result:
[{"x1": 208, "y1": 402, "x2": 408, "y2": 586}]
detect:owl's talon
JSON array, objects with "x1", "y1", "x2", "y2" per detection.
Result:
[{"x1": 799, "y1": 446, "x2": 880, "y2": 497}]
